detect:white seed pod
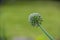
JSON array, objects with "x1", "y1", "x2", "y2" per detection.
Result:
[{"x1": 28, "y1": 13, "x2": 43, "y2": 26}]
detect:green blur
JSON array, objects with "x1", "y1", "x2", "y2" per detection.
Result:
[{"x1": 0, "y1": 1, "x2": 60, "y2": 40}]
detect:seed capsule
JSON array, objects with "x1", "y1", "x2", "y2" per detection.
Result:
[{"x1": 28, "y1": 13, "x2": 43, "y2": 26}]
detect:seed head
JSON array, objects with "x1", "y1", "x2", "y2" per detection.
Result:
[{"x1": 28, "y1": 13, "x2": 43, "y2": 26}]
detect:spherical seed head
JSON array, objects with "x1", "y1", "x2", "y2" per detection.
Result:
[{"x1": 28, "y1": 13, "x2": 43, "y2": 26}]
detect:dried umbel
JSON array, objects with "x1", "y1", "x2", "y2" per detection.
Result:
[
  {"x1": 29, "y1": 13, "x2": 43, "y2": 26},
  {"x1": 28, "y1": 13, "x2": 55, "y2": 40}
]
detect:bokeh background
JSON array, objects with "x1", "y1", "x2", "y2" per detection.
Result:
[{"x1": 0, "y1": 0, "x2": 60, "y2": 40}]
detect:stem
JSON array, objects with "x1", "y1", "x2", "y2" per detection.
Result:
[{"x1": 39, "y1": 25, "x2": 55, "y2": 40}]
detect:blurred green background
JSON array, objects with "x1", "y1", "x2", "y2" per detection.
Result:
[{"x1": 0, "y1": 1, "x2": 60, "y2": 40}]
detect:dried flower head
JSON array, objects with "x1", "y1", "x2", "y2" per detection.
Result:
[{"x1": 28, "y1": 13, "x2": 43, "y2": 26}]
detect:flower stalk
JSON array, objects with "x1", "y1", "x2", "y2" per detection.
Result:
[{"x1": 39, "y1": 25, "x2": 55, "y2": 40}]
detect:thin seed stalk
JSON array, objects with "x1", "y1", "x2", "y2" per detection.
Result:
[{"x1": 39, "y1": 25, "x2": 55, "y2": 40}]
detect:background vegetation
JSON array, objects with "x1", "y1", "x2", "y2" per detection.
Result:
[{"x1": 0, "y1": 1, "x2": 60, "y2": 40}]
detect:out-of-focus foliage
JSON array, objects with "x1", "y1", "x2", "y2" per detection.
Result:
[
  {"x1": 0, "y1": 0, "x2": 60, "y2": 4},
  {"x1": 0, "y1": 1, "x2": 60, "y2": 40}
]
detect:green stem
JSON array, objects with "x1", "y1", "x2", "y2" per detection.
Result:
[{"x1": 39, "y1": 25, "x2": 55, "y2": 40}]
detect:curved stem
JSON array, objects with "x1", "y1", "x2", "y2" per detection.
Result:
[{"x1": 39, "y1": 25, "x2": 55, "y2": 40}]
